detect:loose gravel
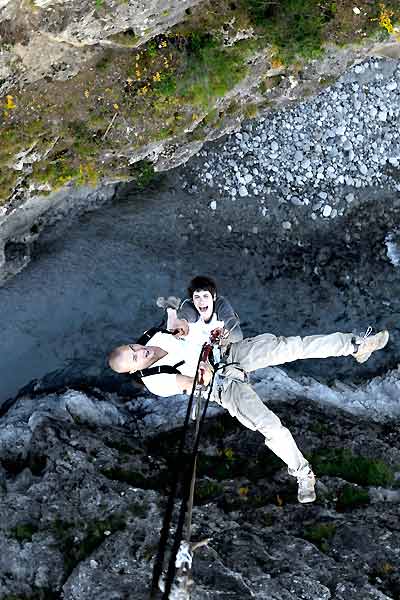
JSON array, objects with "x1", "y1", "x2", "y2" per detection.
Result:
[{"x1": 184, "y1": 57, "x2": 400, "y2": 227}]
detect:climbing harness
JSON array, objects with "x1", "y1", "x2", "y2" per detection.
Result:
[
  {"x1": 135, "y1": 360, "x2": 185, "y2": 380},
  {"x1": 149, "y1": 329, "x2": 222, "y2": 600},
  {"x1": 133, "y1": 326, "x2": 185, "y2": 384}
]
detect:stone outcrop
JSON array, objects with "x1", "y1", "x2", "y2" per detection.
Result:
[
  {"x1": 1, "y1": 382, "x2": 400, "y2": 599},
  {"x1": 0, "y1": 0, "x2": 204, "y2": 94}
]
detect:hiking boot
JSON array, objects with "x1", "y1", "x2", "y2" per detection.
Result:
[
  {"x1": 353, "y1": 328, "x2": 389, "y2": 364},
  {"x1": 297, "y1": 468, "x2": 316, "y2": 504}
]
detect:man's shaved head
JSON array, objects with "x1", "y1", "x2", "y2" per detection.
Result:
[
  {"x1": 108, "y1": 346, "x2": 133, "y2": 373},
  {"x1": 108, "y1": 343, "x2": 154, "y2": 373}
]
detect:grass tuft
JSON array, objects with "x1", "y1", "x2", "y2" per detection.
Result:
[
  {"x1": 303, "y1": 522, "x2": 336, "y2": 552},
  {"x1": 311, "y1": 448, "x2": 395, "y2": 487},
  {"x1": 336, "y1": 484, "x2": 370, "y2": 510}
]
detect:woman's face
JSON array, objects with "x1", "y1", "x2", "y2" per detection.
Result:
[{"x1": 192, "y1": 289, "x2": 215, "y2": 322}]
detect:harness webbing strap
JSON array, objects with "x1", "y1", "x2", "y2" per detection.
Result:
[
  {"x1": 137, "y1": 360, "x2": 185, "y2": 379},
  {"x1": 135, "y1": 327, "x2": 185, "y2": 383},
  {"x1": 136, "y1": 326, "x2": 172, "y2": 346}
]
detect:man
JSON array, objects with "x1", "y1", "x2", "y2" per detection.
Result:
[
  {"x1": 159, "y1": 276, "x2": 243, "y2": 345},
  {"x1": 108, "y1": 327, "x2": 389, "y2": 503}
]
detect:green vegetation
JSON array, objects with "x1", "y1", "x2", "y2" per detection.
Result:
[
  {"x1": 11, "y1": 522, "x2": 38, "y2": 542},
  {"x1": 175, "y1": 34, "x2": 249, "y2": 109},
  {"x1": 52, "y1": 514, "x2": 126, "y2": 575},
  {"x1": 197, "y1": 451, "x2": 235, "y2": 480},
  {"x1": 127, "y1": 502, "x2": 148, "y2": 518},
  {"x1": 101, "y1": 466, "x2": 147, "y2": 487},
  {"x1": 95, "y1": 49, "x2": 114, "y2": 71},
  {"x1": 32, "y1": 158, "x2": 75, "y2": 188},
  {"x1": 129, "y1": 160, "x2": 157, "y2": 188},
  {"x1": 370, "y1": 561, "x2": 396, "y2": 586},
  {"x1": 303, "y1": 522, "x2": 336, "y2": 553},
  {"x1": 109, "y1": 30, "x2": 139, "y2": 47},
  {"x1": 0, "y1": 167, "x2": 18, "y2": 205},
  {"x1": 245, "y1": 0, "x2": 330, "y2": 62},
  {"x1": 311, "y1": 448, "x2": 395, "y2": 487},
  {"x1": 336, "y1": 484, "x2": 370, "y2": 510},
  {"x1": 101, "y1": 461, "x2": 169, "y2": 489},
  {"x1": 196, "y1": 447, "x2": 282, "y2": 482},
  {"x1": 244, "y1": 103, "x2": 258, "y2": 119},
  {"x1": 132, "y1": 31, "x2": 251, "y2": 115},
  {"x1": 31, "y1": 158, "x2": 98, "y2": 189},
  {"x1": 0, "y1": 121, "x2": 45, "y2": 203},
  {"x1": 309, "y1": 420, "x2": 330, "y2": 435},
  {"x1": 69, "y1": 120, "x2": 99, "y2": 156},
  {"x1": 195, "y1": 479, "x2": 224, "y2": 502},
  {"x1": 243, "y1": 0, "x2": 400, "y2": 63}
]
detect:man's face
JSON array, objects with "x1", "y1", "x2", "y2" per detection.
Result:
[
  {"x1": 127, "y1": 344, "x2": 155, "y2": 372},
  {"x1": 112, "y1": 344, "x2": 154, "y2": 373},
  {"x1": 192, "y1": 289, "x2": 215, "y2": 322}
]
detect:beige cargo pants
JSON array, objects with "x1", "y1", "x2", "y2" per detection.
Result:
[{"x1": 215, "y1": 331, "x2": 355, "y2": 477}]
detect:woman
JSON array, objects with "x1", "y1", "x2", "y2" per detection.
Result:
[{"x1": 161, "y1": 275, "x2": 243, "y2": 345}]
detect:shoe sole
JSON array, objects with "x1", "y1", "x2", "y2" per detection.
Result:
[
  {"x1": 355, "y1": 330, "x2": 389, "y2": 364},
  {"x1": 298, "y1": 491, "x2": 316, "y2": 503}
]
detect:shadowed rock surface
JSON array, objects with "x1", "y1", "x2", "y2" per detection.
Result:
[{"x1": 0, "y1": 385, "x2": 399, "y2": 599}]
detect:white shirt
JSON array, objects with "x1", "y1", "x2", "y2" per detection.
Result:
[
  {"x1": 143, "y1": 331, "x2": 203, "y2": 397},
  {"x1": 142, "y1": 316, "x2": 225, "y2": 397},
  {"x1": 185, "y1": 314, "x2": 224, "y2": 346}
]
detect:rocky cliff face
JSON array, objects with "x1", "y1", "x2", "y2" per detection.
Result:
[
  {"x1": 1, "y1": 0, "x2": 399, "y2": 284},
  {"x1": 1, "y1": 3, "x2": 400, "y2": 597},
  {"x1": 0, "y1": 0, "x2": 203, "y2": 92},
  {"x1": 1, "y1": 381, "x2": 400, "y2": 599}
]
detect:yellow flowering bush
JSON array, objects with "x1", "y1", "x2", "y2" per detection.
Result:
[
  {"x1": 6, "y1": 95, "x2": 16, "y2": 109},
  {"x1": 371, "y1": 4, "x2": 400, "y2": 41}
]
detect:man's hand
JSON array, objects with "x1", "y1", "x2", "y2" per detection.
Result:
[
  {"x1": 172, "y1": 319, "x2": 189, "y2": 337},
  {"x1": 166, "y1": 308, "x2": 189, "y2": 337},
  {"x1": 197, "y1": 361, "x2": 213, "y2": 387}
]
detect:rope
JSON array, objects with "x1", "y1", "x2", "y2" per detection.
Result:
[
  {"x1": 150, "y1": 327, "x2": 224, "y2": 599},
  {"x1": 184, "y1": 381, "x2": 204, "y2": 544},
  {"x1": 149, "y1": 345, "x2": 205, "y2": 600},
  {"x1": 162, "y1": 372, "x2": 215, "y2": 600}
]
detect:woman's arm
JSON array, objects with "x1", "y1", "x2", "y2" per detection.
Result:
[
  {"x1": 215, "y1": 296, "x2": 243, "y2": 343},
  {"x1": 177, "y1": 299, "x2": 199, "y2": 323}
]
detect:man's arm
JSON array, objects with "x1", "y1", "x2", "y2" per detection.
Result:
[
  {"x1": 166, "y1": 308, "x2": 189, "y2": 336},
  {"x1": 176, "y1": 374, "x2": 195, "y2": 394},
  {"x1": 176, "y1": 362, "x2": 213, "y2": 394}
]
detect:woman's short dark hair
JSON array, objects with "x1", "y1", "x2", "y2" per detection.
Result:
[{"x1": 188, "y1": 276, "x2": 217, "y2": 298}]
